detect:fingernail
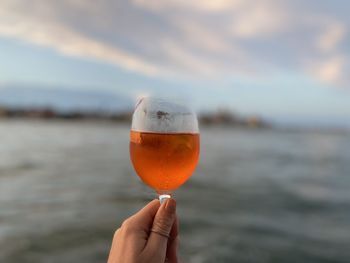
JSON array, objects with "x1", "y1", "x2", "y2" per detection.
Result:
[{"x1": 165, "y1": 198, "x2": 176, "y2": 213}]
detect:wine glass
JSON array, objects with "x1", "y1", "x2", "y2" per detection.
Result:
[{"x1": 129, "y1": 97, "x2": 200, "y2": 203}]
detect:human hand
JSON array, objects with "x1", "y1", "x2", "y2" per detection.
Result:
[{"x1": 107, "y1": 199, "x2": 178, "y2": 263}]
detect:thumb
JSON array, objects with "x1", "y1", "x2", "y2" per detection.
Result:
[{"x1": 144, "y1": 198, "x2": 176, "y2": 259}]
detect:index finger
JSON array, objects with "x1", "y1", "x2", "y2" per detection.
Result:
[{"x1": 127, "y1": 199, "x2": 160, "y2": 230}]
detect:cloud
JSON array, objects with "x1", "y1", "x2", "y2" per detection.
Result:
[
  {"x1": 317, "y1": 21, "x2": 346, "y2": 53},
  {"x1": 0, "y1": 0, "x2": 160, "y2": 76},
  {"x1": 133, "y1": 0, "x2": 240, "y2": 13},
  {"x1": 0, "y1": 0, "x2": 348, "y2": 87},
  {"x1": 306, "y1": 55, "x2": 345, "y2": 83}
]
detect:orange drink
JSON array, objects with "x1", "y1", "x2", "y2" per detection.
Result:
[{"x1": 130, "y1": 130, "x2": 200, "y2": 192}]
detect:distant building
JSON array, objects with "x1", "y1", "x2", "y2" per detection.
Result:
[
  {"x1": 199, "y1": 110, "x2": 269, "y2": 128},
  {"x1": 0, "y1": 107, "x2": 7, "y2": 117}
]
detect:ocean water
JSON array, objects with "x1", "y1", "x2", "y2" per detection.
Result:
[{"x1": 0, "y1": 120, "x2": 349, "y2": 263}]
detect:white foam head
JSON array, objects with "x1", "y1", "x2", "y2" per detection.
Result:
[{"x1": 131, "y1": 97, "x2": 199, "y2": 133}]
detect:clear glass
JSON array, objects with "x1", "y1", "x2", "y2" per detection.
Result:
[{"x1": 129, "y1": 97, "x2": 200, "y2": 203}]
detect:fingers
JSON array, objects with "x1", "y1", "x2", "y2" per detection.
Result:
[
  {"x1": 107, "y1": 228, "x2": 121, "y2": 263},
  {"x1": 145, "y1": 198, "x2": 176, "y2": 259},
  {"x1": 126, "y1": 199, "x2": 160, "y2": 231},
  {"x1": 111, "y1": 200, "x2": 162, "y2": 258},
  {"x1": 169, "y1": 215, "x2": 179, "y2": 241},
  {"x1": 167, "y1": 216, "x2": 179, "y2": 263},
  {"x1": 166, "y1": 237, "x2": 179, "y2": 263}
]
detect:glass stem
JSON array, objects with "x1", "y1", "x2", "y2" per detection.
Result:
[{"x1": 159, "y1": 194, "x2": 171, "y2": 204}]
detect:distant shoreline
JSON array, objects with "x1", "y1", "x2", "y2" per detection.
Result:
[
  {"x1": 0, "y1": 106, "x2": 269, "y2": 129},
  {"x1": 0, "y1": 116, "x2": 348, "y2": 136},
  {"x1": 1, "y1": 106, "x2": 349, "y2": 133}
]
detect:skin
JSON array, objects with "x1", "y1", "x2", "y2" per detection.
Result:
[{"x1": 107, "y1": 199, "x2": 179, "y2": 263}]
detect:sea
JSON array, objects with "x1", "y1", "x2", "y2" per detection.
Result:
[{"x1": 0, "y1": 120, "x2": 349, "y2": 263}]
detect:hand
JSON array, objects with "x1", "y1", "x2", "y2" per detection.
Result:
[{"x1": 107, "y1": 199, "x2": 179, "y2": 263}]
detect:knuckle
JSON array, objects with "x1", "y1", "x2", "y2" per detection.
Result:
[
  {"x1": 121, "y1": 217, "x2": 132, "y2": 228},
  {"x1": 121, "y1": 217, "x2": 138, "y2": 234},
  {"x1": 113, "y1": 228, "x2": 120, "y2": 239},
  {"x1": 153, "y1": 217, "x2": 172, "y2": 233}
]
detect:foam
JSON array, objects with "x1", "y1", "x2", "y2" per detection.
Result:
[{"x1": 131, "y1": 97, "x2": 199, "y2": 133}]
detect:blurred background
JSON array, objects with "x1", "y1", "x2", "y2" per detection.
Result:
[{"x1": 0, "y1": 0, "x2": 349, "y2": 262}]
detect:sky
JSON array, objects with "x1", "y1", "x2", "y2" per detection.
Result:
[{"x1": 0, "y1": 0, "x2": 349, "y2": 127}]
